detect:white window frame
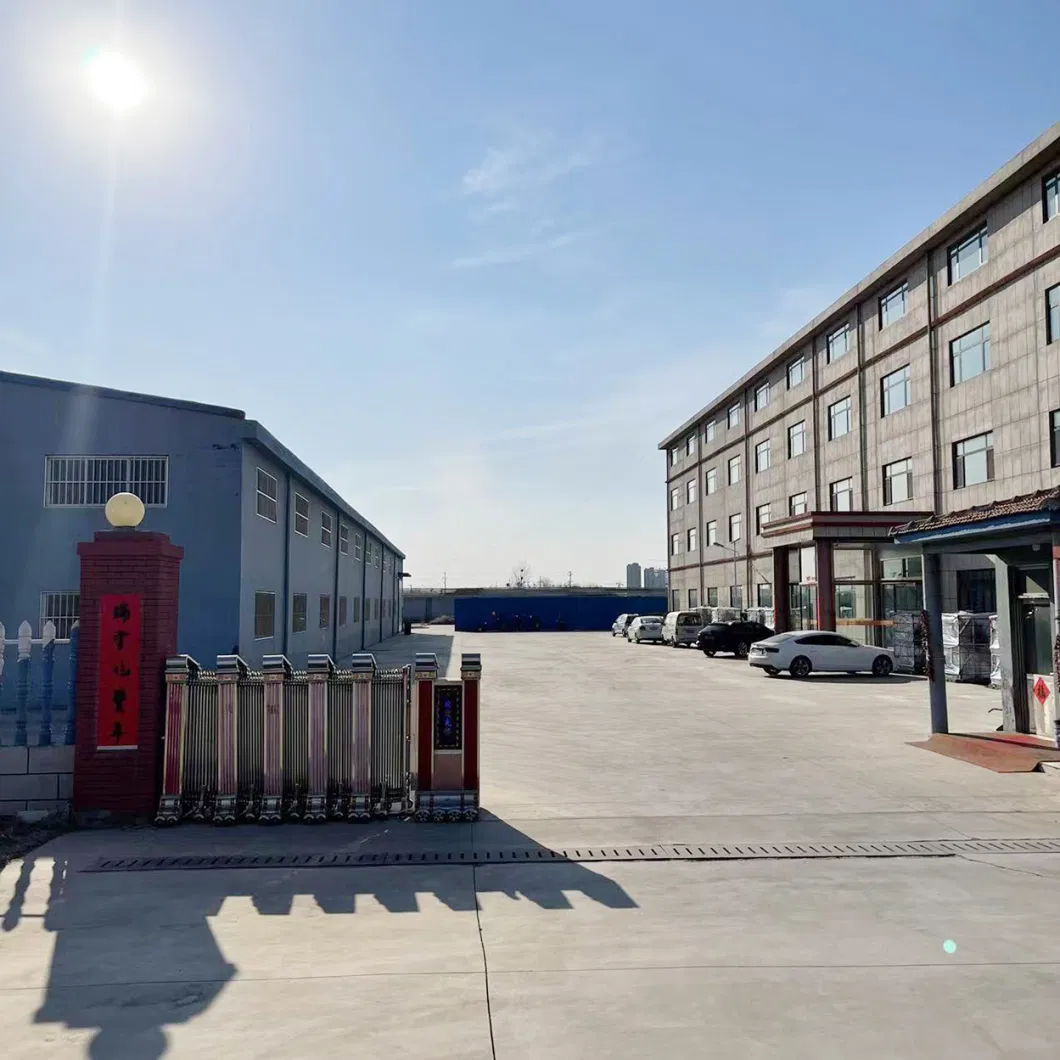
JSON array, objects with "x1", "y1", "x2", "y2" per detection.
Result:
[
  {"x1": 704, "y1": 420, "x2": 716, "y2": 443},
  {"x1": 727, "y1": 404, "x2": 741, "y2": 430},
  {"x1": 292, "y1": 592, "x2": 308, "y2": 633},
  {"x1": 949, "y1": 323, "x2": 991, "y2": 386},
  {"x1": 754, "y1": 438, "x2": 771, "y2": 473},
  {"x1": 756, "y1": 503, "x2": 771, "y2": 535},
  {"x1": 727, "y1": 454, "x2": 741, "y2": 486},
  {"x1": 685, "y1": 434, "x2": 696, "y2": 457},
  {"x1": 686, "y1": 479, "x2": 696, "y2": 504},
  {"x1": 728, "y1": 513, "x2": 742, "y2": 542},
  {"x1": 754, "y1": 382, "x2": 770, "y2": 412},
  {"x1": 43, "y1": 455, "x2": 169, "y2": 508},
  {"x1": 255, "y1": 468, "x2": 278, "y2": 523},
  {"x1": 339, "y1": 523, "x2": 349, "y2": 554},
  {"x1": 320, "y1": 510, "x2": 333, "y2": 548},
  {"x1": 829, "y1": 477, "x2": 854, "y2": 512},
  {"x1": 879, "y1": 282, "x2": 909, "y2": 328},
  {"x1": 354, "y1": 531, "x2": 364, "y2": 560},
  {"x1": 253, "y1": 591, "x2": 276, "y2": 640},
  {"x1": 687, "y1": 527, "x2": 697, "y2": 552},
  {"x1": 670, "y1": 486, "x2": 679, "y2": 511},
  {"x1": 705, "y1": 467, "x2": 718, "y2": 495},
  {"x1": 293, "y1": 493, "x2": 310, "y2": 537},
  {"x1": 826, "y1": 324, "x2": 849, "y2": 364},
  {"x1": 39, "y1": 591, "x2": 80, "y2": 639},
  {"x1": 787, "y1": 356, "x2": 805, "y2": 389},
  {"x1": 787, "y1": 420, "x2": 807, "y2": 457},
  {"x1": 948, "y1": 224, "x2": 988, "y2": 284},
  {"x1": 670, "y1": 532, "x2": 680, "y2": 556},
  {"x1": 706, "y1": 520, "x2": 717, "y2": 546},
  {"x1": 882, "y1": 458, "x2": 913, "y2": 505},
  {"x1": 1046, "y1": 171, "x2": 1060, "y2": 222},
  {"x1": 828, "y1": 396, "x2": 852, "y2": 440},
  {"x1": 880, "y1": 365, "x2": 911, "y2": 416},
  {"x1": 319, "y1": 594, "x2": 331, "y2": 629},
  {"x1": 789, "y1": 491, "x2": 808, "y2": 516}
]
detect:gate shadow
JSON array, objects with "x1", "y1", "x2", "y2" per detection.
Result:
[{"x1": 1, "y1": 816, "x2": 636, "y2": 1058}]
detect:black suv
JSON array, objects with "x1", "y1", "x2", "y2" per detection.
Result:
[{"x1": 696, "y1": 621, "x2": 774, "y2": 659}]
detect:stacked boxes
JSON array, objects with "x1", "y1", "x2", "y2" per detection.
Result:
[{"x1": 942, "y1": 611, "x2": 993, "y2": 684}]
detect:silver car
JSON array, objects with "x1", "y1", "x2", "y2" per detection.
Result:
[
  {"x1": 611, "y1": 613, "x2": 639, "y2": 637},
  {"x1": 627, "y1": 615, "x2": 664, "y2": 643}
]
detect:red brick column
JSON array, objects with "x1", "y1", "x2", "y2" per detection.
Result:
[
  {"x1": 814, "y1": 539, "x2": 836, "y2": 632},
  {"x1": 73, "y1": 530, "x2": 184, "y2": 822}
]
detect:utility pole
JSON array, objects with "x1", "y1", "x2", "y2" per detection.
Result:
[{"x1": 442, "y1": 571, "x2": 447, "y2": 593}]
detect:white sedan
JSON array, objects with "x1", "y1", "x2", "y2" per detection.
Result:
[
  {"x1": 748, "y1": 632, "x2": 895, "y2": 678},
  {"x1": 627, "y1": 615, "x2": 664, "y2": 643}
]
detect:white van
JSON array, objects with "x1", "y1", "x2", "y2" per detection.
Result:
[{"x1": 661, "y1": 610, "x2": 703, "y2": 647}]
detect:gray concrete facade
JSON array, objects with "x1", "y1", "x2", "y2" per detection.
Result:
[{"x1": 661, "y1": 123, "x2": 1060, "y2": 614}]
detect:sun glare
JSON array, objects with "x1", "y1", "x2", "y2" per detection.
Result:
[{"x1": 84, "y1": 49, "x2": 149, "y2": 115}]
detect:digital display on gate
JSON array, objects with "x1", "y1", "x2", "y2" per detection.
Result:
[{"x1": 433, "y1": 684, "x2": 463, "y2": 750}]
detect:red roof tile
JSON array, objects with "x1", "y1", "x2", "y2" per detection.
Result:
[{"x1": 893, "y1": 487, "x2": 1060, "y2": 535}]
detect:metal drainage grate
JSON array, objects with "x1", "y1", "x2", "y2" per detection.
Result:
[{"x1": 82, "y1": 837, "x2": 1060, "y2": 873}]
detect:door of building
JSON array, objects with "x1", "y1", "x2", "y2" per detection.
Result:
[
  {"x1": 880, "y1": 582, "x2": 923, "y2": 649},
  {"x1": 789, "y1": 584, "x2": 816, "y2": 630}
]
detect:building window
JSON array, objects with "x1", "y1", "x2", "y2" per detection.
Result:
[
  {"x1": 706, "y1": 520, "x2": 717, "y2": 546},
  {"x1": 1051, "y1": 411, "x2": 1060, "y2": 468},
  {"x1": 1047, "y1": 285, "x2": 1060, "y2": 345},
  {"x1": 293, "y1": 494, "x2": 310, "y2": 536},
  {"x1": 787, "y1": 356, "x2": 805, "y2": 389},
  {"x1": 688, "y1": 588, "x2": 699, "y2": 609},
  {"x1": 353, "y1": 531, "x2": 364, "y2": 560},
  {"x1": 320, "y1": 510, "x2": 333, "y2": 548},
  {"x1": 292, "y1": 593, "x2": 307, "y2": 633},
  {"x1": 39, "y1": 592, "x2": 79, "y2": 639},
  {"x1": 669, "y1": 447, "x2": 678, "y2": 466},
  {"x1": 671, "y1": 533, "x2": 680, "y2": 556},
  {"x1": 756, "y1": 583, "x2": 773, "y2": 608},
  {"x1": 1044, "y1": 170, "x2": 1059, "y2": 222},
  {"x1": 319, "y1": 594, "x2": 331, "y2": 629},
  {"x1": 754, "y1": 439, "x2": 771, "y2": 473},
  {"x1": 254, "y1": 591, "x2": 276, "y2": 639},
  {"x1": 882, "y1": 458, "x2": 913, "y2": 505},
  {"x1": 705, "y1": 467, "x2": 718, "y2": 494},
  {"x1": 881, "y1": 364, "x2": 911, "y2": 415},
  {"x1": 705, "y1": 420, "x2": 716, "y2": 443},
  {"x1": 44, "y1": 455, "x2": 168, "y2": 508},
  {"x1": 827, "y1": 396, "x2": 852, "y2": 440},
  {"x1": 339, "y1": 524, "x2": 349, "y2": 554},
  {"x1": 754, "y1": 382, "x2": 770, "y2": 411},
  {"x1": 879, "y1": 282, "x2": 908, "y2": 328},
  {"x1": 948, "y1": 224, "x2": 988, "y2": 284},
  {"x1": 950, "y1": 323, "x2": 990, "y2": 385},
  {"x1": 687, "y1": 527, "x2": 697, "y2": 552},
  {"x1": 339, "y1": 595, "x2": 348, "y2": 626},
  {"x1": 686, "y1": 434, "x2": 696, "y2": 457},
  {"x1": 671, "y1": 589, "x2": 680, "y2": 611},
  {"x1": 686, "y1": 479, "x2": 697, "y2": 504},
  {"x1": 354, "y1": 596, "x2": 362, "y2": 622},
  {"x1": 954, "y1": 432, "x2": 994, "y2": 488},
  {"x1": 826, "y1": 324, "x2": 849, "y2": 363},
  {"x1": 729, "y1": 512, "x2": 742, "y2": 541},
  {"x1": 727, "y1": 454, "x2": 741, "y2": 485},
  {"x1": 727, "y1": 404, "x2": 741, "y2": 430},
  {"x1": 255, "y1": 468, "x2": 278, "y2": 523},
  {"x1": 730, "y1": 585, "x2": 743, "y2": 609},
  {"x1": 829, "y1": 477, "x2": 854, "y2": 512},
  {"x1": 787, "y1": 420, "x2": 807, "y2": 457},
  {"x1": 707, "y1": 587, "x2": 719, "y2": 607},
  {"x1": 756, "y1": 503, "x2": 771, "y2": 535},
  {"x1": 789, "y1": 491, "x2": 808, "y2": 516},
  {"x1": 670, "y1": 486, "x2": 679, "y2": 510}
]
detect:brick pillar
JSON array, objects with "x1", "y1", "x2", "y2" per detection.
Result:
[
  {"x1": 460, "y1": 653, "x2": 481, "y2": 814},
  {"x1": 814, "y1": 540, "x2": 835, "y2": 631},
  {"x1": 73, "y1": 530, "x2": 184, "y2": 822},
  {"x1": 411, "y1": 652, "x2": 439, "y2": 812},
  {"x1": 771, "y1": 546, "x2": 790, "y2": 633}
]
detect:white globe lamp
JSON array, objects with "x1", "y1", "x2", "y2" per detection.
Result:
[{"x1": 105, "y1": 492, "x2": 146, "y2": 528}]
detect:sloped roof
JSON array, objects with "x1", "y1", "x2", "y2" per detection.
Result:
[{"x1": 893, "y1": 488, "x2": 1060, "y2": 535}]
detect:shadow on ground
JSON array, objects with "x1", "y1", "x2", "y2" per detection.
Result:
[{"x1": 1, "y1": 816, "x2": 635, "y2": 1058}]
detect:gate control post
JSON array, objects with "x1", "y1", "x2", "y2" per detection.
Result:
[
  {"x1": 460, "y1": 653, "x2": 482, "y2": 810},
  {"x1": 156, "y1": 654, "x2": 200, "y2": 824},
  {"x1": 348, "y1": 653, "x2": 375, "y2": 819},
  {"x1": 306, "y1": 654, "x2": 334, "y2": 822},
  {"x1": 260, "y1": 654, "x2": 291, "y2": 823},
  {"x1": 411, "y1": 652, "x2": 438, "y2": 816},
  {"x1": 73, "y1": 510, "x2": 184, "y2": 823},
  {"x1": 214, "y1": 654, "x2": 246, "y2": 824}
]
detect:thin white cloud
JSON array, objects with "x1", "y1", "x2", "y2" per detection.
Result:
[
  {"x1": 461, "y1": 133, "x2": 601, "y2": 202},
  {"x1": 450, "y1": 229, "x2": 589, "y2": 269}
]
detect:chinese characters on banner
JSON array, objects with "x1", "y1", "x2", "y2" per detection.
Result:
[{"x1": 97, "y1": 593, "x2": 142, "y2": 749}]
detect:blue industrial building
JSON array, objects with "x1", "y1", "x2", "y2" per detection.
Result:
[
  {"x1": 454, "y1": 593, "x2": 668, "y2": 632},
  {"x1": 0, "y1": 371, "x2": 404, "y2": 669}
]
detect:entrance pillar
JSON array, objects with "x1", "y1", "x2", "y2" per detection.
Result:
[
  {"x1": 73, "y1": 526, "x2": 184, "y2": 822},
  {"x1": 923, "y1": 551, "x2": 949, "y2": 734},
  {"x1": 990, "y1": 557, "x2": 1025, "y2": 732},
  {"x1": 814, "y1": 540, "x2": 835, "y2": 631},
  {"x1": 772, "y1": 547, "x2": 790, "y2": 632},
  {"x1": 1052, "y1": 540, "x2": 1060, "y2": 746}
]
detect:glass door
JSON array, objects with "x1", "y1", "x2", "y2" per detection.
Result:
[
  {"x1": 789, "y1": 584, "x2": 817, "y2": 630},
  {"x1": 880, "y1": 581, "x2": 923, "y2": 649}
]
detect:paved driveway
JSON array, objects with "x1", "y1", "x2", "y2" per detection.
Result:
[{"x1": 3, "y1": 628, "x2": 1060, "y2": 1058}]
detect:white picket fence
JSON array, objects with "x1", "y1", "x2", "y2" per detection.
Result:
[{"x1": 0, "y1": 619, "x2": 80, "y2": 747}]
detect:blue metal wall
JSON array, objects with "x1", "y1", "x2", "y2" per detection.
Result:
[{"x1": 454, "y1": 594, "x2": 668, "y2": 632}]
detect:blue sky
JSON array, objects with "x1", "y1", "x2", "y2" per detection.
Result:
[{"x1": 1, "y1": 1, "x2": 1057, "y2": 588}]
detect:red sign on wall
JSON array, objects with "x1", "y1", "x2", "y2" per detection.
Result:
[
  {"x1": 1033, "y1": 676, "x2": 1051, "y2": 706},
  {"x1": 97, "y1": 593, "x2": 142, "y2": 750}
]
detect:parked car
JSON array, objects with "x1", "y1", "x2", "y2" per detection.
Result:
[
  {"x1": 611, "y1": 613, "x2": 638, "y2": 637},
  {"x1": 661, "y1": 610, "x2": 704, "y2": 647},
  {"x1": 748, "y1": 632, "x2": 896, "y2": 678},
  {"x1": 696, "y1": 620, "x2": 774, "y2": 659},
  {"x1": 627, "y1": 615, "x2": 664, "y2": 643}
]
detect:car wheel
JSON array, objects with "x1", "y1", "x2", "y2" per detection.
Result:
[
  {"x1": 789, "y1": 655, "x2": 812, "y2": 678},
  {"x1": 735, "y1": 641, "x2": 750, "y2": 659},
  {"x1": 764, "y1": 666, "x2": 780, "y2": 676},
  {"x1": 703, "y1": 649, "x2": 715, "y2": 657},
  {"x1": 872, "y1": 655, "x2": 894, "y2": 677}
]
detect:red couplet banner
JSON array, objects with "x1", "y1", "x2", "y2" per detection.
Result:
[{"x1": 97, "y1": 593, "x2": 143, "y2": 750}]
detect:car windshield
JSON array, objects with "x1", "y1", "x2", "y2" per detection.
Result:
[
  {"x1": 641, "y1": 616, "x2": 662, "y2": 622},
  {"x1": 677, "y1": 615, "x2": 699, "y2": 626},
  {"x1": 703, "y1": 624, "x2": 728, "y2": 632}
]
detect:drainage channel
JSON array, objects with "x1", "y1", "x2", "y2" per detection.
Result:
[{"x1": 82, "y1": 837, "x2": 1060, "y2": 873}]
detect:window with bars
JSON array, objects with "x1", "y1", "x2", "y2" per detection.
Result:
[
  {"x1": 256, "y1": 468, "x2": 278, "y2": 522},
  {"x1": 293, "y1": 494, "x2": 310, "y2": 536},
  {"x1": 254, "y1": 592, "x2": 275, "y2": 639},
  {"x1": 319, "y1": 594, "x2": 331, "y2": 628},
  {"x1": 320, "y1": 510, "x2": 333, "y2": 548},
  {"x1": 39, "y1": 592, "x2": 80, "y2": 638},
  {"x1": 292, "y1": 593, "x2": 307, "y2": 633},
  {"x1": 44, "y1": 455, "x2": 168, "y2": 507}
]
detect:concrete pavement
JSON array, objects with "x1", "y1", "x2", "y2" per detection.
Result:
[{"x1": 3, "y1": 628, "x2": 1060, "y2": 1057}]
